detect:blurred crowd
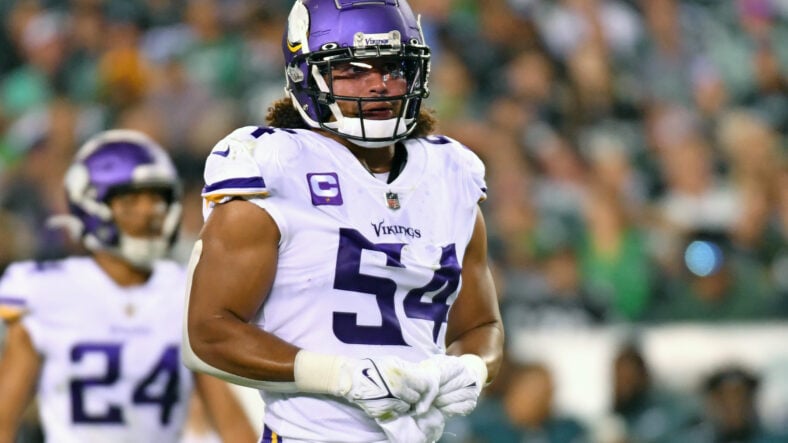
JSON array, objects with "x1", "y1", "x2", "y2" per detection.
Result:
[{"x1": 0, "y1": 0, "x2": 787, "y2": 442}]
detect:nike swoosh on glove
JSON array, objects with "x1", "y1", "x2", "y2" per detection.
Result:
[
  {"x1": 342, "y1": 356, "x2": 440, "y2": 420},
  {"x1": 424, "y1": 354, "x2": 487, "y2": 417}
]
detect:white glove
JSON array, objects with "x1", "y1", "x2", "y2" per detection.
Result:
[
  {"x1": 378, "y1": 406, "x2": 446, "y2": 443},
  {"x1": 413, "y1": 407, "x2": 446, "y2": 442},
  {"x1": 343, "y1": 356, "x2": 440, "y2": 419},
  {"x1": 425, "y1": 354, "x2": 487, "y2": 417},
  {"x1": 294, "y1": 351, "x2": 440, "y2": 420}
]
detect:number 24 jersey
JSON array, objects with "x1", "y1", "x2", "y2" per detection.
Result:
[{"x1": 0, "y1": 258, "x2": 194, "y2": 443}]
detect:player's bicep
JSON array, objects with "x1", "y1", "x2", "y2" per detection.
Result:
[
  {"x1": 0, "y1": 321, "x2": 41, "y2": 439},
  {"x1": 445, "y1": 208, "x2": 502, "y2": 349},
  {"x1": 190, "y1": 199, "x2": 280, "y2": 322}
]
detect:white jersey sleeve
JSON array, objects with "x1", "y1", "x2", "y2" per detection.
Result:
[
  {"x1": 431, "y1": 135, "x2": 487, "y2": 203},
  {"x1": 0, "y1": 261, "x2": 79, "y2": 353},
  {"x1": 0, "y1": 262, "x2": 32, "y2": 319},
  {"x1": 201, "y1": 125, "x2": 304, "y2": 240},
  {"x1": 201, "y1": 126, "x2": 303, "y2": 208}
]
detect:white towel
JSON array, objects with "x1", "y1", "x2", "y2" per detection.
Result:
[{"x1": 377, "y1": 408, "x2": 445, "y2": 443}]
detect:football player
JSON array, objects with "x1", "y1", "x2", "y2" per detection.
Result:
[
  {"x1": 0, "y1": 130, "x2": 256, "y2": 443},
  {"x1": 184, "y1": 1, "x2": 504, "y2": 442}
]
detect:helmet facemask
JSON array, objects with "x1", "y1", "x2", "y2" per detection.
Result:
[{"x1": 283, "y1": 0, "x2": 431, "y2": 148}]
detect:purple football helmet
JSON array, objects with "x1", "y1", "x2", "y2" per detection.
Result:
[
  {"x1": 56, "y1": 129, "x2": 182, "y2": 269},
  {"x1": 283, "y1": 0, "x2": 431, "y2": 148}
]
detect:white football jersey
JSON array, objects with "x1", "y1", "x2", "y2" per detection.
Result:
[
  {"x1": 0, "y1": 257, "x2": 194, "y2": 443},
  {"x1": 202, "y1": 127, "x2": 486, "y2": 442}
]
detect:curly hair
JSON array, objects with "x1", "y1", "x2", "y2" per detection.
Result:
[{"x1": 265, "y1": 97, "x2": 437, "y2": 138}]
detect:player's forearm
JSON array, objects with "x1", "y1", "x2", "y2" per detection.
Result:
[
  {"x1": 445, "y1": 320, "x2": 504, "y2": 384},
  {"x1": 0, "y1": 408, "x2": 35, "y2": 443},
  {"x1": 0, "y1": 430, "x2": 17, "y2": 443},
  {"x1": 186, "y1": 312, "x2": 298, "y2": 382},
  {"x1": 0, "y1": 322, "x2": 39, "y2": 443},
  {"x1": 0, "y1": 382, "x2": 27, "y2": 442}
]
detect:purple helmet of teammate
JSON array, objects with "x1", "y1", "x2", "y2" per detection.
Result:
[
  {"x1": 283, "y1": 0, "x2": 431, "y2": 148},
  {"x1": 55, "y1": 129, "x2": 182, "y2": 269}
]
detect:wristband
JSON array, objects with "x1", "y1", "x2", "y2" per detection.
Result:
[{"x1": 294, "y1": 349, "x2": 352, "y2": 396}]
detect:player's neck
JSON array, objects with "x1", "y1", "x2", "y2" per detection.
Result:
[
  {"x1": 92, "y1": 252, "x2": 152, "y2": 287},
  {"x1": 347, "y1": 143, "x2": 396, "y2": 173},
  {"x1": 318, "y1": 129, "x2": 395, "y2": 172}
]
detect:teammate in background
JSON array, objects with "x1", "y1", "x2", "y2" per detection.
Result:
[
  {"x1": 0, "y1": 130, "x2": 256, "y2": 443},
  {"x1": 183, "y1": 0, "x2": 504, "y2": 442}
]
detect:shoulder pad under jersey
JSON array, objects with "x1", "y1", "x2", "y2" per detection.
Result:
[
  {"x1": 202, "y1": 126, "x2": 300, "y2": 205},
  {"x1": 420, "y1": 134, "x2": 488, "y2": 202},
  {"x1": 0, "y1": 261, "x2": 58, "y2": 321}
]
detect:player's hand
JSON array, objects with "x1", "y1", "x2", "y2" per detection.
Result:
[
  {"x1": 424, "y1": 354, "x2": 487, "y2": 417},
  {"x1": 341, "y1": 356, "x2": 440, "y2": 420},
  {"x1": 413, "y1": 407, "x2": 446, "y2": 442}
]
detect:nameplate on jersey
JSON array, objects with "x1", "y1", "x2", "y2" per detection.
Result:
[{"x1": 307, "y1": 172, "x2": 344, "y2": 206}]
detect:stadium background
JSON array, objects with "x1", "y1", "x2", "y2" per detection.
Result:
[{"x1": 0, "y1": 0, "x2": 786, "y2": 441}]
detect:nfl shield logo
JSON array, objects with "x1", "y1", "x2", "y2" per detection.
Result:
[{"x1": 386, "y1": 192, "x2": 400, "y2": 210}]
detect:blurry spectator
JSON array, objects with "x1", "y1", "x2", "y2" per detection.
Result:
[
  {"x1": 651, "y1": 229, "x2": 776, "y2": 322},
  {"x1": 563, "y1": 39, "x2": 641, "y2": 139},
  {"x1": 609, "y1": 343, "x2": 699, "y2": 443},
  {"x1": 503, "y1": 49, "x2": 563, "y2": 129},
  {"x1": 444, "y1": 358, "x2": 588, "y2": 443},
  {"x1": 716, "y1": 108, "x2": 782, "y2": 189},
  {"x1": 774, "y1": 163, "x2": 788, "y2": 312},
  {"x1": 482, "y1": 134, "x2": 537, "y2": 270},
  {"x1": 0, "y1": 211, "x2": 36, "y2": 274},
  {"x1": 179, "y1": 0, "x2": 246, "y2": 99},
  {"x1": 239, "y1": 6, "x2": 288, "y2": 122},
  {"x1": 98, "y1": 15, "x2": 151, "y2": 119},
  {"x1": 428, "y1": 0, "x2": 540, "y2": 104},
  {"x1": 62, "y1": 2, "x2": 105, "y2": 103},
  {"x1": 675, "y1": 365, "x2": 788, "y2": 442},
  {"x1": 728, "y1": 178, "x2": 783, "y2": 268},
  {"x1": 730, "y1": 0, "x2": 788, "y2": 133},
  {"x1": 713, "y1": 109, "x2": 784, "y2": 289},
  {"x1": 580, "y1": 127, "x2": 648, "y2": 214},
  {"x1": 637, "y1": 0, "x2": 708, "y2": 106},
  {"x1": 579, "y1": 181, "x2": 654, "y2": 321},
  {"x1": 0, "y1": 10, "x2": 67, "y2": 119},
  {"x1": 534, "y1": 0, "x2": 642, "y2": 65},
  {"x1": 689, "y1": 57, "x2": 730, "y2": 125},
  {"x1": 652, "y1": 106, "x2": 740, "y2": 234},
  {"x1": 0, "y1": 99, "x2": 82, "y2": 259},
  {"x1": 501, "y1": 242, "x2": 608, "y2": 333},
  {"x1": 430, "y1": 50, "x2": 477, "y2": 121},
  {"x1": 527, "y1": 125, "x2": 587, "y2": 223}
]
